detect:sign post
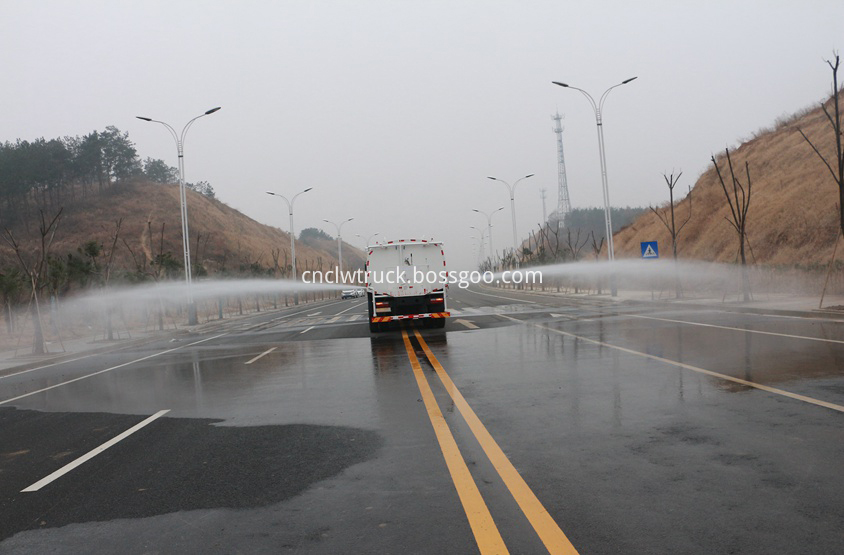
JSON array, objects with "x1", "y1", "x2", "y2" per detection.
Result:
[{"x1": 641, "y1": 241, "x2": 659, "y2": 299}]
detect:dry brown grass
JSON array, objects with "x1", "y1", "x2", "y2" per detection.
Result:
[
  {"x1": 614, "y1": 92, "x2": 843, "y2": 266},
  {"x1": 0, "y1": 182, "x2": 367, "y2": 352},
  {"x1": 0, "y1": 180, "x2": 365, "y2": 277}
]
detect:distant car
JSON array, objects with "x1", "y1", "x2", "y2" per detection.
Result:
[
  {"x1": 354, "y1": 288, "x2": 365, "y2": 297},
  {"x1": 341, "y1": 289, "x2": 356, "y2": 299}
]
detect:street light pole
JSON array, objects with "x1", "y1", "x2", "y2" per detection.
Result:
[
  {"x1": 323, "y1": 218, "x2": 354, "y2": 279},
  {"x1": 266, "y1": 188, "x2": 313, "y2": 304},
  {"x1": 469, "y1": 235, "x2": 484, "y2": 266},
  {"x1": 486, "y1": 174, "x2": 534, "y2": 260},
  {"x1": 552, "y1": 77, "x2": 637, "y2": 296},
  {"x1": 472, "y1": 207, "x2": 505, "y2": 262},
  {"x1": 136, "y1": 106, "x2": 221, "y2": 325},
  {"x1": 356, "y1": 232, "x2": 380, "y2": 248}
]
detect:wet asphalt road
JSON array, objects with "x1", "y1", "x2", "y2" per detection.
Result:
[{"x1": 1, "y1": 286, "x2": 844, "y2": 554}]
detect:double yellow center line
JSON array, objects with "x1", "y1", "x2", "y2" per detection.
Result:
[{"x1": 401, "y1": 328, "x2": 579, "y2": 555}]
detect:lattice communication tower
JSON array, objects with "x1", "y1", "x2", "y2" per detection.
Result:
[{"x1": 552, "y1": 112, "x2": 571, "y2": 229}]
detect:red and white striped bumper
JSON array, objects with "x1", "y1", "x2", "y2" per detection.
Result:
[{"x1": 371, "y1": 312, "x2": 450, "y2": 323}]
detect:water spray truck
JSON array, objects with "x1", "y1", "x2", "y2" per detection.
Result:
[{"x1": 365, "y1": 239, "x2": 450, "y2": 332}]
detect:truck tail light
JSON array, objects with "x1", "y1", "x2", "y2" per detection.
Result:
[
  {"x1": 375, "y1": 301, "x2": 389, "y2": 308},
  {"x1": 430, "y1": 297, "x2": 444, "y2": 303}
]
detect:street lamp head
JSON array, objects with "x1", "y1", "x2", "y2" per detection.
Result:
[
  {"x1": 524, "y1": 174, "x2": 535, "y2": 179},
  {"x1": 266, "y1": 191, "x2": 275, "y2": 196},
  {"x1": 205, "y1": 107, "x2": 222, "y2": 115},
  {"x1": 136, "y1": 116, "x2": 152, "y2": 121},
  {"x1": 552, "y1": 81, "x2": 569, "y2": 88},
  {"x1": 621, "y1": 77, "x2": 638, "y2": 85},
  {"x1": 472, "y1": 209, "x2": 480, "y2": 213},
  {"x1": 486, "y1": 176, "x2": 497, "y2": 181},
  {"x1": 303, "y1": 187, "x2": 313, "y2": 193}
]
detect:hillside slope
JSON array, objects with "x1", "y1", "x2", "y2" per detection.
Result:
[
  {"x1": 613, "y1": 93, "x2": 842, "y2": 266},
  {"x1": 0, "y1": 180, "x2": 365, "y2": 279}
]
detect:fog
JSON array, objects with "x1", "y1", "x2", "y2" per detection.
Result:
[{"x1": 2, "y1": 1, "x2": 842, "y2": 268}]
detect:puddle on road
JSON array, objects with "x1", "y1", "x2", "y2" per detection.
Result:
[{"x1": 0, "y1": 407, "x2": 382, "y2": 542}]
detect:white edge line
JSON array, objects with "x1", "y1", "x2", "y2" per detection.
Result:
[
  {"x1": 501, "y1": 315, "x2": 844, "y2": 414},
  {"x1": 631, "y1": 314, "x2": 844, "y2": 345},
  {"x1": 335, "y1": 302, "x2": 363, "y2": 315},
  {"x1": 300, "y1": 326, "x2": 315, "y2": 335},
  {"x1": 466, "y1": 288, "x2": 537, "y2": 304},
  {"x1": 245, "y1": 347, "x2": 277, "y2": 365},
  {"x1": 0, "y1": 333, "x2": 228, "y2": 407},
  {"x1": 3, "y1": 306, "x2": 327, "y2": 380},
  {"x1": 22, "y1": 409, "x2": 170, "y2": 492},
  {"x1": 269, "y1": 300, "x2": 348, "y2": 322},
  {"x1": 0, "y1": 353, "x2": 99, "y2": 381}
]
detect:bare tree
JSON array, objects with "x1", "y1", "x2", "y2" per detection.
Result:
[
  {"x1": 282, "y1": 250, "x2": 290, "y2": 305},
  {"x1": 100, "y1": 219, "x2": 123, "y2": 340},
  {"x1": 533, "y1": 224, "x2": 550, "y2": 265},
  {"x1": 269, "y1": 248, "x2": 281, "y2": 308},
  {"x1": 650, "y1": 172, "x2": 692, "y2": 298},
  {"x1": 1, "y1": 208, "x2": 63, "y2": 354},
  {"x1": 121, "y1": 236, "x2": 147, "y2": 278},
  {"x1": 562, "y1": 228, "x2": 588, "y2": 293},
  {"x1": 712, "y1": 149, "x2": 753, "y2": 301},
  {"x1": 102, "y1": 219, "x2": 123, "y2": 286},
  {"x1": 499, "y1": 251, "x2": 517, "y2": 283},
  {"x1": 270, "y1": 248, "x2": 281, "y2": 277},
  {"x1": 563, "y1": 228, "x2": 588, "y2": 261},
  {"x1": 144, "y1": 220, "x2": 169, "y2": 330},
  {"x1": 545, "y1": 223, "x2": 564, "y2": 262},
  {"x1": 144, "y1": 221, "x2": 167, "y2": 282},
  {"x1": 192, "y1": 231, "x2": 213, "y2": 278},
  {"x1": 590, "y1": 231, "x2": 605, "y2": 295},
  {"x1": 796, "y1": 53, "x2": 844, "y2": 307},
  {"x1": 589, "y1": 230, "x2": 605, "y2": 261},
  {"x1": 649, "y1": 172, "x2": 692, "y2": 260},
  {"x1": 796, "y1": 52, "x2": 844, "y2": 239}
]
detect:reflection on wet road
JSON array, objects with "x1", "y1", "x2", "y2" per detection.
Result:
[{"x1": 1, "y1": 286, "x2": 844, "y2": 553}]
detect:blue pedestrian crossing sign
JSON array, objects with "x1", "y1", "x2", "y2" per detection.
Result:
[{"x1": 640, "y1": 241, "x2": 659, "y2": 259}]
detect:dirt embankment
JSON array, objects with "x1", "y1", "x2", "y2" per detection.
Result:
[{"x1": 614, "y1": 93, "x2": 842, "y2": 268}]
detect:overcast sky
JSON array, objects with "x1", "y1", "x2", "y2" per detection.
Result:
[{"x1": 2, "y1": 1, "x2": 842, "y2": 269}]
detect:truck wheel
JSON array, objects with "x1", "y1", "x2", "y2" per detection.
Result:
[
  {"x1": 430, "y1": 318, "x2": 446, "y2": 329},
  {"x1": 369, "y1": 322, "x2": 382, "y2": 333}
]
